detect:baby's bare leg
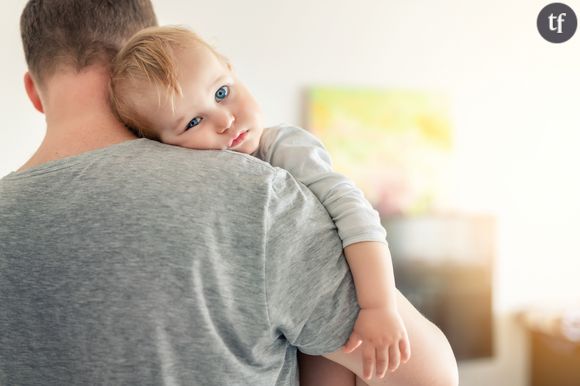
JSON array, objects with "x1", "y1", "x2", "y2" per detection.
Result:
[
  {"x1": 324, "y1": 289, "x2": 458, "y2": 386},
  {"x1": 356, "y1": 375, "x2": 370, "y2": 386},
  {"x1": 298, "y1": 352, "x2": 356, "y2": 386}
]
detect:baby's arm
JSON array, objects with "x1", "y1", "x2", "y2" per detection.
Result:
[
  {"x1": 256, "y1": 125, "x2": 410, "y2": 380},
  {"x1": 343, "y1": 242, "x2": 410, "y2": 380},
  {"x1": 255, "y1": 125, "x2": 387, "y2": 245}
]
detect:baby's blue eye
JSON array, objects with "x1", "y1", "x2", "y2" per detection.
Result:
[
  {"x1": 185, "y1": 117, "x2": 202, "y2": 130},
  {"x1": 215, "y1": 85, "x2": 229, "y2": 101}
]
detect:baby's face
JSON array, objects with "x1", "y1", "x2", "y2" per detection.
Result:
[{"x1": 142, "y1": 44, "x2": 263, "y2": 154}]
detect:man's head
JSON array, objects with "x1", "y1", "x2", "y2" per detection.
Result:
[
  {"x1": 110, "y1": 26, "x2": 263, "y2": 154},
  {"x1": 20, "y1": 0, "x2": 158, "y2": 87}
]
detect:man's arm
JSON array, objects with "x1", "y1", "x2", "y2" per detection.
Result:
[
  {"x1": 323, "y1": 289, "x2": 458, "y2": 386},
  {"x1": 263, "y1": 167, "x2": 360, "y2": 354}
]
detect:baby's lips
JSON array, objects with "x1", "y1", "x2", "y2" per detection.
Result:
[{"x1": 229, "y1": 130, "x2": 248, "y2": 147}]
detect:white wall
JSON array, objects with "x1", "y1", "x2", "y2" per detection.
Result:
[{"x1": 3, "y1": 1, "x2": 580, "y2": 385}]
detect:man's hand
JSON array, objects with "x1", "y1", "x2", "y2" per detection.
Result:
[{"x1": 342, "y1": 307, "x2": 411, "y2": 380}]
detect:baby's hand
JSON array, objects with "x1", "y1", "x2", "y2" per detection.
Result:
[{"x1": 343, "y1": 307, "x2": 411, "y2": 380}]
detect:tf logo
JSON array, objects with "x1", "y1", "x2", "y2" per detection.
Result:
[{"x1": 537, "y1": 3, "x2": 577, "y2": 43}]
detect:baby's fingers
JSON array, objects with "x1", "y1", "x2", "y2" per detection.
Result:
[
  {"x1": 376, "y1": 347, "x2": 389, "y2": 379},
  {"x1": 362, "y1": 344, "x2": 376, "y2": 380},
  {"x1": 343, "y1": 333, "x2": 363, "y2": 353},
  {"x1": 388, "y1": 344, "x2": 401, "y2": 372},
  {"x1": 400, "y1": 334, "x2": 411, "y2": 363}
]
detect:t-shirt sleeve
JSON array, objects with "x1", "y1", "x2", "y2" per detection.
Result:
[
  {"x1": 263, "y1": 167, "x2": 360, "y2": 355},
  {"x1": 257, "y1": 125, "x2": 387, "y2": 248}
]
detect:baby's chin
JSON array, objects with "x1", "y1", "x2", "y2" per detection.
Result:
[
  {"x1": 230, "y1": 144, "x2": 258, "y2": 155},
  {"x1": 233, "y1": 139, "x2": 260, "y2": 155}
]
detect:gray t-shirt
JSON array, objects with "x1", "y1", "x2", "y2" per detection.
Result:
[{"x1": 0, "y1": 139, "x2": 358, "y2": 386}]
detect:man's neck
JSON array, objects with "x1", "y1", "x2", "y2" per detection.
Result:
[{"x1": 18, "y1": 67, "x2": 137, "y2": 172}]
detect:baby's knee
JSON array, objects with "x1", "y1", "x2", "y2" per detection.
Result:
[
  {"x1": 435, "y1": 359, "x2": 459, "y2": 386},
  {"x1": 432, "y1": 329, "x2": 459, "y2": 386}
]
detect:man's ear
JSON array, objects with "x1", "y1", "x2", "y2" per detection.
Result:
[{"x1": 24, "y1": 72, "x2": 44, "y2": 113}]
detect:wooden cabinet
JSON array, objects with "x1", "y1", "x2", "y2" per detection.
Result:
[{"x1": 529, "y1": 330, "x2": 580, "y2": 386}]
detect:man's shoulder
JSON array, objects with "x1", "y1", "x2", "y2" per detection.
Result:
[
  {"x1": 138, "y1": 139, "x2": 272, "y2": 168},
  {"x1": 130, "y1": 140, "x2": 279, "y2": 181},
  {"x1": 2, "y1": 139, "x2": 302, "y2": 210}
]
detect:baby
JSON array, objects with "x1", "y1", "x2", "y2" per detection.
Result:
[{"x1": 109, "y1": 26, "x2": 410, "y2": 383}]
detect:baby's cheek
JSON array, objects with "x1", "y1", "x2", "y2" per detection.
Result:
[
  {"x1": 248, "y1": 103, "x2": 263, "y2": 124},
  {"x1": 240, "y1": 92, "x2": 261, "y2": 116}
]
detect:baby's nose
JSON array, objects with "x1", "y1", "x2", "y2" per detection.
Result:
[{"x1": 217, "y1": 112, "x2": 235, "y2": 134}]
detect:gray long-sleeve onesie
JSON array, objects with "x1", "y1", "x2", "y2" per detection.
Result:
[{"x1": 253, "y1": 124, "x2": 387, "y2": 247}]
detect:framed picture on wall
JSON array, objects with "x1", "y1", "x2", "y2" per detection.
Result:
[{"x1": 305, "y1": 87, "x2": 453, "y2": 216}]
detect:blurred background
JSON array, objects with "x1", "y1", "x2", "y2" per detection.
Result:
[{"x1": 2, "y1": 1, "x2": 580, "y2": 385}]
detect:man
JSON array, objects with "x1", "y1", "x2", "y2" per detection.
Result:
[{"x1": 0, "y1": 1, "x2": 458, "y2": 385}]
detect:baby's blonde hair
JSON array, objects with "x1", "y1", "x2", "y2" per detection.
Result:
[{"x1": 109, "y1": 26, "x2": 228, "y2": 139}]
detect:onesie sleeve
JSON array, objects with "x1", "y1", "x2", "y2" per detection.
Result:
[
  {"x1": 256, "y1": 125, "x2": 387, "y2": 247},
  {"x1": 263, "y1": 168, "x2": 359, "y2": 355}
]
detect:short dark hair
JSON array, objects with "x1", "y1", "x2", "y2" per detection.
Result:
[{"x1": 20, "y1": 0, "x2": 158, "y2": 85}]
